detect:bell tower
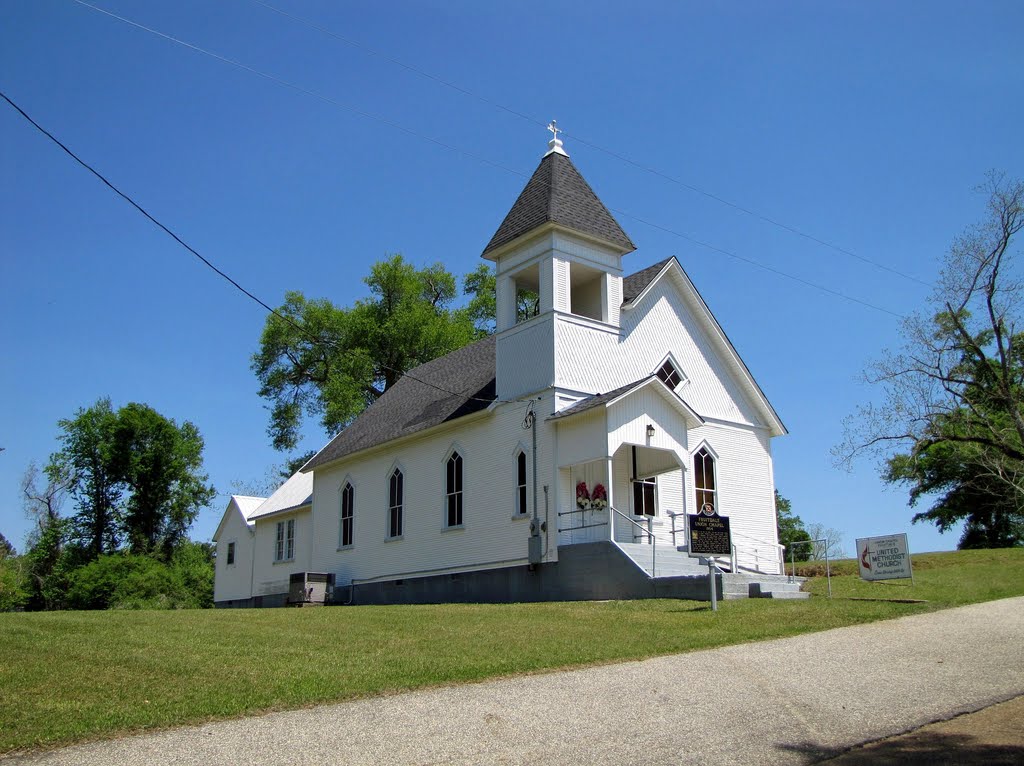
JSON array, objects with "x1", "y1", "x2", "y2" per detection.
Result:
[{"x1": 482, "y1": 124, "x2": 636, "y2": 402}]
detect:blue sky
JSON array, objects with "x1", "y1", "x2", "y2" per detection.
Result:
[{"x1": 2, "y1": 0, "x2": 1021, "y2": 555}]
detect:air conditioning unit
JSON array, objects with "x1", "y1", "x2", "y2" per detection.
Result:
[{"x1": 288, "y1": 572, "x2": 335, "y2": 606}]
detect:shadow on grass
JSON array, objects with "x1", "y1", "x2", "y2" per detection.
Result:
[{"x1": 778, "y1": 731, "x2": 1024, "y2": 765}]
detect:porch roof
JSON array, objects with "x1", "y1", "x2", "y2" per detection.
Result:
[{"x1": 547, "y1": 376, "x2": 705, "y2": 428}]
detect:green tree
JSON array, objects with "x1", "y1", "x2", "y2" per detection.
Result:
[
  {"x1": 47, "y1": 399, "x2": 215, "y2": 560},
  {"x1": 0, "y1": 539, "x2": 28, "y2": 611},
  {"x1": 113, "y1": 403, "x2": 216, "y2": 556},
  {"x1": 253, "y1": 255, "x2": 480, "y2": 451},
  {"x1": 48, "y1": 398, "x2": 121, "y2": 558},
  {"x1": 775, "y1": 490, "x2": 812, "y2": 562},
  {"x1": 887, "y1": 427, "x2": 1023, "y2": 549},
  {"x1": 838, "y1": 174, "x2": 1024, "y2": 546},
  {"x1": 66, "y1": 543, "x2": 214, "y2": 610},
  {"x1": 462, "y1": 263, "x2": 540, "y2": 334},
  {"x1": 23, "y1": 517, "x2": 79, "y2": 611}
]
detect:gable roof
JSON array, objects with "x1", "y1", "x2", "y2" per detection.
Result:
[
  {"x1": 482, "y1": 151, "x2": 636, "y2": 257},
  {"x1": 213, "y1": 494, "x2": 266, "y2": 541},
  {"x1": 622, "y1": 257, "x2": 673, "y2": 304},
  {"x1": 547, "y1": 375, "x2": 705, "y2": 429},
  {"x1": 622, "y1": 256, "x2": 787, "y2": 437},
  {"x1": 234, "y1": 495, "x2": 267, "y2": 520},
  {"x1": 249, "y1": 470, "x2": 314, "y2": 520},
  {"x1": 303, "y1": 336, "x2": 498, "y2": 471}
]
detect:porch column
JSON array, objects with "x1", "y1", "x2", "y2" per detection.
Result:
[{"x1": 606, "y1": 457, "x2": 615, "y2": 542}]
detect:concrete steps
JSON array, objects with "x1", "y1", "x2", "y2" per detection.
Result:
[
  {"x1": 617, "y1": 542, "x2": 809, "y2": 601},
  {"x1": 723, "y1": 573, "x2": 810, "y2": 600},
  {"x1": 617, "y1": 543, "x2": 709, "y2": 577}
]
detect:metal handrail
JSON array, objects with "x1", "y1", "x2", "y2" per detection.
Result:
[
  {"x1": 668, "y1": 514, "x2": 785, "y2": 575},
  {"x1": 609, "y1": 506, "x2": 685, "y2": 578},
  {"x1": 556, "y1": 505, "x2": 609, "y2": 533},
  {"x1": 609, "y1": 505, "x2": 673, "y2": 544}
]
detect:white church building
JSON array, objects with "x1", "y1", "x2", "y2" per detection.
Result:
[{"x1": 214, "y1": 129, "x2": 789, "y2": 607}]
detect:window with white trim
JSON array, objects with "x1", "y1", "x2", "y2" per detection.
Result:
[
  {"x1": 339, "y1": 482, "x2": 354, "y2": 548},
  {"x1": 226, "y1": 541, "x2": 235, "y2": 566},
  {"x1": 632, "y1": 477, "x2": 656, "y2": 516},
  {"x1": 445, "y1": 451, "x2": 464, "y2": 527},
  {"x1": 275, "y1": 518, "x2": 295, "y2": 562},
  {"x1": 515, "y1": 450, "x2": 528, "y2": 516},
  {"x1": 694, "y1": 446, "x2": 717, "y2": 513},
  {"x1": 656, "y1": 358, "x2": 685, "y2": 390},
  {"x1": 388, "y1": 468, "x2": 404, "y2": 538}
]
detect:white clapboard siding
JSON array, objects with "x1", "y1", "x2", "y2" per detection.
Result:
[
  {"x1": 496, "y1": 314, "x2": 555, "y2": 400},
  {"x1": 213, "y1": 501, "x2": 256, "y2": 603},
  {"x1": 554, "y1": 314, "x2": 624, "y2": 394},
  {"x1": 310, "y1": 394, "x2": 559, "y2": 586},
  {"x1": 251, "y1": 508, "x2": 313, "y2": 597},
  {"x1": 620, "y1": 277, "x2": 763, "y2": 426},
  {"x1": 687, "y1": 422, "x2": 780, "y2": 573}
]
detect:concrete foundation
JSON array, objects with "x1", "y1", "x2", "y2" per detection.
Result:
[
  {"x1": 215, "y1": 542, "x2": 722, "y2": 608},
  {"x1": 336, "y1": 542, "x2": 716, "y2": 606}
]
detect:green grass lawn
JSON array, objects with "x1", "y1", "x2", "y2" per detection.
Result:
[{"x1": 1, "y1": 548, "x2": 1021, "y2": 754}]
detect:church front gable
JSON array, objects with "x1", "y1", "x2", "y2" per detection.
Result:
[{"x1": 619, "y1": 272, "x2": 768, "y2": 429}]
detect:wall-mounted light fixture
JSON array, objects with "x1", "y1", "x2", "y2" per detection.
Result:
[{"x1": 646, "y1": 424, "x2": 656, "y2": 438}]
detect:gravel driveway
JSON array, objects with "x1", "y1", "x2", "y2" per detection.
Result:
[{"x1": 6, "y1": 597, "x2": 1023, "y2": 765}]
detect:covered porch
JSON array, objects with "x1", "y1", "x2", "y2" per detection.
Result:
[{"x1": 549, "y1": 376, "x2": 704, "y2": 551}]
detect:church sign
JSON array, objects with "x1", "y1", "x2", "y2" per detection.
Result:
[
  {"x1": 687, "y1": 505, "x2": 732, "y2": 557},
  {"x1": 856, "y1": 533, "x2": 913, "y2": 581}
]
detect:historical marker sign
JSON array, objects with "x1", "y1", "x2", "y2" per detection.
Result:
[
  {"x1": 687, "y1": 509, "x2": 732, "y2": 557},
  {"x1": 856, "y1": 533, "x2": 913, "y2": 581}
]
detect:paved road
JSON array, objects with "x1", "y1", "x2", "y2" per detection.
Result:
[
  {"x1": 817, "y1": 695, "x2": 1024, "y2": 765},
  {"x1": 6, "y1": 597, "x2": 1023, "y2": 765}
]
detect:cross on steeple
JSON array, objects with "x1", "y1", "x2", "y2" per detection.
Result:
[{"x1": 544, "y1": 119, "x2": 568, "y2": 157}]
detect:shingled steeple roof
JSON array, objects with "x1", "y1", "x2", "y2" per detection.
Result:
[{"x1": 481, "y1": 134, "x2": 636, "y2": 258}]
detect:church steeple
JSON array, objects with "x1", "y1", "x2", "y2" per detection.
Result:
[
  {"x1": 481, "y1": 128, "x2": 635, "y2": 260},
  {"x1": 487, "y1": 125, "x2": 635, "y2": 401}
]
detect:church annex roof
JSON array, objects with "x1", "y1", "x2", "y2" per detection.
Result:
[
  {"x1": 303, "y1": 336, "x2": 498, "y2": 471},
  {"x1": 482, "y1": 150, "x2": 636, "y2": 257},
  {"x1": 622, "y1": 256, "x2": 673, "y2": 303}
]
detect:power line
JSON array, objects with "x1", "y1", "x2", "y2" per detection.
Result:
[
  {"x1": 67, "y1": 0, "x2": 905, "y2": 317},
  {"x1": 249, "y1": 0, "x2": 929, "y2": 288},
  {"x1": 0, "y1": 89, "x2": 520, "y2": 407}
]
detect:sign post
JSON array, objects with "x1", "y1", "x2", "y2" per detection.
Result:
[
  {"x1": 686, "y1": 504, "x2": 732, "y2": 611},
  {"x1": 856, "y1": 533, "x2": 913, "y2": 583}
]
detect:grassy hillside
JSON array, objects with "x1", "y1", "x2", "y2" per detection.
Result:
[{"x1": 1, "y1": 547, "x2": 1021, "y2": 754}]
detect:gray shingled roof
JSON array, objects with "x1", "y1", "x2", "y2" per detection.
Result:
[
  {"x1": 622, "y1": 257, "x2": 673, "y2": 304},
  {"x1": 547, "y1": 374, "x2": 706, "y2": 426},
  {"x1": 303, "y1": 337, "x2": 497, "y2": 471},
  {"x1": 546, "y1": 377, "x2": 654, "y2": 420},
  {"x1": 482, "y1": 152, "x2": 636, "y2": 256}
]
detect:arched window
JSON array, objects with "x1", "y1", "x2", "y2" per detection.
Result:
[
  {"x1": 515, "y1": 451, "x2": 528, "y2": 516},
  {"x1": 446, "y1": 451, "x2": 464, "y2": 527},
  {"x1": 388, "y1": 468, "x2": 404, "y2": 538},
  {"x1": 339, "y1": 482, "x2": 354, "y2": 548},
  {"x1": 694, "y1": 446, "x2": 717, "y2": 513}
]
